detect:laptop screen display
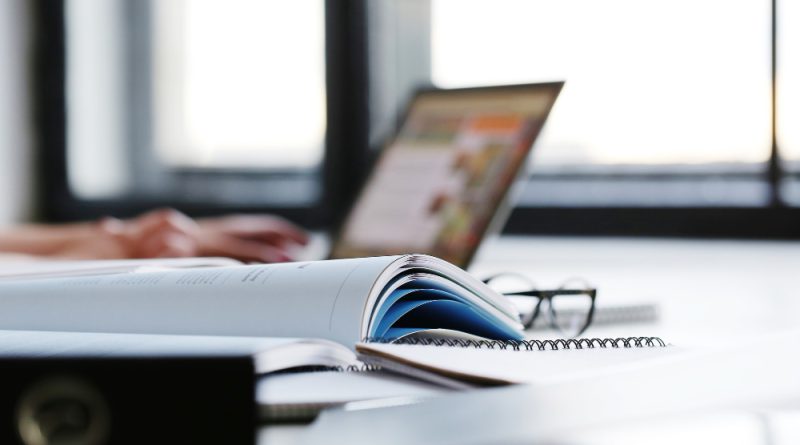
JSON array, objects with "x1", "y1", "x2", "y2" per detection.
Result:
[{"x1": 331, "y1": 83, "x2": 563, "y2": 268}]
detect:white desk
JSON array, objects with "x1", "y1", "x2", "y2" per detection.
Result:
[
  {"x1": 259, "y1": 236, "x2": 800, "y2": 445},
  {"x1": 471, "y1": 236, "x2": 800, "y2": 345}
]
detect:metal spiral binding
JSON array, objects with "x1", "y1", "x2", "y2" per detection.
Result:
[
  {"x1": 364, "y1": 336, "x2": 667, "y2": 350},
  {"x1": 341, "y1": 363, "x2": 382, "y2": 372},
  {"x1": 316, "y1": 364, "x2": 381, "y2": 372},
  {"x1": 272, "y1": 337, "x2": 667, "y2": 376}
]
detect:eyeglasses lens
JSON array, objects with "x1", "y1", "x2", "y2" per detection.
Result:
[
  {"x1": 484, "y1": 274, "x2": 539, "y2": 323},
  {"x1": 548, "y1": 279, "x2": 594, "y2": 337}
]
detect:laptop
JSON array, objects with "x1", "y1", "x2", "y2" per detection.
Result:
[{"x1": 329, "y1": 82, "x2": 564, "y2": 269}]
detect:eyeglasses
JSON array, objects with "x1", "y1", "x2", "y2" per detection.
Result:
[{"x1": 482, "y1": 273, "x2": 597, "y2": 338}]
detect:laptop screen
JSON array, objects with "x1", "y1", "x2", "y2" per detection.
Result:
[{"x1": 330, "y1": 82, "x2": 564, "y2": 268}]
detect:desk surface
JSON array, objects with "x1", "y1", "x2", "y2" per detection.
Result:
[
  {"x1": 260, "y1": 236, "x2": 800, "y2": 445},
  {"x1": 471, "y1": 236, "x2": 800, "y2": 344}
]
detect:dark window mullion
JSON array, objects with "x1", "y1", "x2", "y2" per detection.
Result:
[
  {"x1": 33, "y1": 0, "x2": 68, "y2": 221},
  {"x1": 323, "y1": 0, "x2": 371, "y2": 229},
  {"x1": 769, "y1": 0, "x2": 784, "y2": 206}
]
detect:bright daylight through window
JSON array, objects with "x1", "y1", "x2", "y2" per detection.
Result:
[
  {"x1": 67, "y1": 0, "x2": 326, "y2": 200},
  {"x1": 778, "y1": 0, "x2": 800, "y2": 204},
  {"x1": 779, "y1": 0, "x2": 798, "y2": 165},
  {"x1": 431, "y1": 0, "x2": 771, "y2": 170},
  {"x1": 152, "y1": 0, "x2": 326, "y2": 169}
]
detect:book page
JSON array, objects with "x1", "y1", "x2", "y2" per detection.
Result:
[
  {"x1": 0, "y1": 257, "x2": 242, "y2": 281},
  {"x1": 357, "y1": 342, "x2": 692, "y2": 385},
  {"x1": 0, "y1": 256, "x2": 401, "y2": 346},
  {"x1": 257, "y1": 370, "x2": 446, "y2": 421}
]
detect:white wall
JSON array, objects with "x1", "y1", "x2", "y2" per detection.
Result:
[{"x1": 0, "y1": 0, "x2": 33, "y2": 225}]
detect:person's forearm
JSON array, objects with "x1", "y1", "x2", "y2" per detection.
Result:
[{"x1": 0, "y1": 222, "x2": 97, "y2": 256}]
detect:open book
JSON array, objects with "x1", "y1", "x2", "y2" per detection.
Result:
[
  {"x1": 0, "y1": 257, "x2": 242, "y2": 281},
  {"x1": 0, "y1": 254, "x2": 523, "y2": 347}
]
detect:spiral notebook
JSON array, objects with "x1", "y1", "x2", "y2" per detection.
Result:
[
  {"x1": 356, "y1": 336, "x2": 677, "y2": 389},
  {"x1": 309, "y1": 330, "x2": 800, "y2": 445}
]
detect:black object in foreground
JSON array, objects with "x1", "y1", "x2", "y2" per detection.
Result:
[{"x1": 0, "y1": 356, "x2": 254, "y2": 445}]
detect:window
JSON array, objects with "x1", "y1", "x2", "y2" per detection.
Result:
[
  {"x1": 65, "y1": 0, "x2": 326, "y2": 206},
  {"x1": 430, "y1": 0, "x2": 772, "y2": 207},
  {"x1": 151, "y1": 1, "x2": 325, "y2": 169},
  {"x1": 778, "y1": 0, "x2": 800, "y2": 204},
  {"x1": 38, "y1": 0, "x2": 800, "y2": 237}
]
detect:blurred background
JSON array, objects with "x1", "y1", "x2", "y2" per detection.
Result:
[{"x1": 1, "y1": 0, "x2": 798, "y2": 237}]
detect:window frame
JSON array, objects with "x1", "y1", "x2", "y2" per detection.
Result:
[
  {"x1": 33, "y1": 0, "x2": 372, "y2": 230},
  {"x1": 33, "y1": 0, "x2": 800, "y2": 238}
]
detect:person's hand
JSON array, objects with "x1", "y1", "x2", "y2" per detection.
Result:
[
  {"x1": 61, "y1": 209, "x2": 309, "y2": 262},
  {"x1": 193, "y1": 214, "x2": 309, "y2": 263},
  {"x1": 96, "y1": 209, "x2": 203, "y2": 259}
]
